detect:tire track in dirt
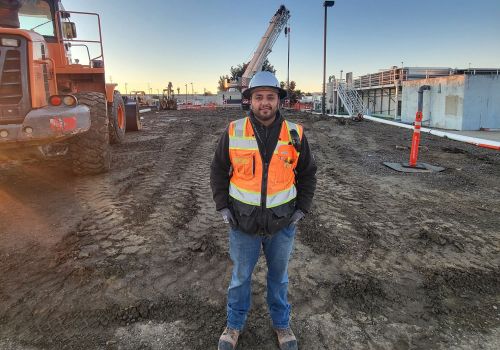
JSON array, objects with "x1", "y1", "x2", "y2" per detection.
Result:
[
  {"x1": 0, "y1": 110, "x2": 235, "y2": 350},
  {"x1": 288, "y1": 114, "x2": 500, "y2": 349},
  {"x1": 86, "y1": 112, "x2": 232, "y2": 349},
  {"x1": 238, "y1": 114, "x2": 418, "y2": 349},
  {"x1": 0, "y1": 113, "x2": 225, "y2": 349},
  {"x1": 298, "y1": 117, "x2": 388, "y2": 257},
  {"x1": 97, "y1": 140, "x2": 231, "y2": 350},
  {"x1": 126, "y1": 118, "x2": 231, "y2": 303},
  {"x1": 1, "y1": 110, "x2": 498, "y2": 350},
  {"x1": 65, "y1": 119, "x2": 206, "y2": 266},
  {"x1": 94, "y1": 113, "x2": 234, "y2": 350}
]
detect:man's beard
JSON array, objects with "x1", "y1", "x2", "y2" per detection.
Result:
[{"x1": 251, "y1": 104, "x2": 278, "y2": 122}]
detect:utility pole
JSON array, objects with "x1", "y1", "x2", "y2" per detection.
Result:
[
  {"x1": 336, "y1": 69, "x2": 342, "y2": 114},
  {"x1": 286, "y1": 24, "x2": 291, "y2": 107},
  {"x1": 322, "y1": 1, "x2": 335, "y2": 115},
  {"x1": 185, "y1": 84, "x2": 188, "y2": 104},
  {"x1": 336, "y1": 74, "x2": 339, "y2": 115},
  {"x1": 190, "y1": 82, "x2": 194, "y2": 103}
]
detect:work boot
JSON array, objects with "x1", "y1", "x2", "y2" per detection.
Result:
[
  {"x1": 275, "y1": 327, "x2": 298, "y2": 350},
  {"x1": 218, "y1": 327, "x2": 240, "y2": 350}
]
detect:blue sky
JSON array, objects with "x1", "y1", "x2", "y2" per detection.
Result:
[{"x1": 62, "y1": 0, "x2": 500, "y2": 94}]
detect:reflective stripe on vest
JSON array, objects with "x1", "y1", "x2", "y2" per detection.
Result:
[
  {"x1": 229, "y1": 117, "x2": 257, "y2": 149},
  {"x1": 267, "y1": 185, "x2": 297, "y2": 208},
  {"x1": 284, "y1": 119, "x2": 302, "y2": 157},
  {"x1": 229, "y1": 183, "x2": 260, "y2": 206},
  {"x1": 228, "y1": 116, "x2": 303, "y2": 208}
]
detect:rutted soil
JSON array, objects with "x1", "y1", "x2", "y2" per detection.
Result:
[{"x1": 0, "y1": 109, "x2": 498, "y2": 349}]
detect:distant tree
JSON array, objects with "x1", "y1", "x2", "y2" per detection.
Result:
[
  {"x1": 218, "y1": 75, "x2": 229, "y2": 91},
  {"x1": 262, "y1": 59, "x2": 276, "y2": 74},
  {"x1": 280, "y1": 81, "x2": 286, "y2": 89},
  {"x1": 290, "y1": 89, "x2": 303, "y2": 103},
  {"x1": 204, "y1": 91, "x2": 213, "y2": 96},
  {"x1": 222, "y1": 59, "x2": 277, "y2": 91},
  {"x1": 286, "y1": 81, "x2": 302, "y2": 104},
  {"x1": 230, "y1": 64, "x2": 246, "y2": 80},
  {"x1": 231, "y1": 59, "x2": 276, "y2": 79}
]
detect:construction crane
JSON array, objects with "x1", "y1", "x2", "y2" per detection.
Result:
[{"x1": 225, "y1": 5, "x2": 290, "y2": 108}]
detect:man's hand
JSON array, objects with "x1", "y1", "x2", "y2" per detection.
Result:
[
  {"x1": 289, "y1": 209, "x2": 305, "y2": 228},
  {"x1": 219, "y1": 208, "x2": 237, "y2": 227}
]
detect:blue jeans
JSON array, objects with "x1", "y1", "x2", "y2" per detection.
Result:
[{"x1": 226, "y1": 225, "x2": 296, "y2": 331}]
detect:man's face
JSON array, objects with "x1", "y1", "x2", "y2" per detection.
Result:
[{"x1": 250, "y1": 88, "x2": 279, "y2": 123}]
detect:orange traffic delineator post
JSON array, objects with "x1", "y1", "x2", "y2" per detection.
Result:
[
  {"x1": 409, "y1": 111, "x2": 423, "y2": 167},
  {"x1": 384, "y1": 85, "x2": 445, "y2": 173}
]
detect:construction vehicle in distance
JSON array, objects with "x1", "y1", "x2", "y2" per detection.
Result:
[
  {"x1": 159, "y1": 82, "x2": 177, "y2": 110},
  {"x1": 129, "y1": 91, "x2": 152, "y2": 108},
  {"x1": 126, "y1": 90, "x2": 160, "y2": 112},
  {"x1": 224, "y1": 5, "x2": 290, "y2": 109},
  {"x1": 0, "y1": 0, "x2": 141, "y2": 174}
]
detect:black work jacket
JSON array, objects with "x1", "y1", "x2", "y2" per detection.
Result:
[{"x1": 210, "y1": 111, "x2": 317, "y2": 235}]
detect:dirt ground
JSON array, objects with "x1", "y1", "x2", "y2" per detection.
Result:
[{"x1": 0, "y1": 108, "x2": 499, "y2": 350}]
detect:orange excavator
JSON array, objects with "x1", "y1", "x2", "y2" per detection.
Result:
[{"x1": 0, "y1": 0, "x2": 141, "y2": 174}]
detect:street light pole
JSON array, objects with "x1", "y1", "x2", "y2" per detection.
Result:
[
  {"x1": 190, "y1": 82, "x2": 194, "y2": 104},
  {"x1": 185, "y1": 84, "x2": 188, "y2": 104},
  {"x1": 286, "y1": 24, "x2": 291, "y2": 107},
  {"x1": 336, "y1": 73, "x2": 339, "y2": 115},
  {"x1": 322, "y1": 1, "x2": 335, "y2": 115},
  {"x1": 336, "y1": 69, "x2": 342, "y2": 114}
]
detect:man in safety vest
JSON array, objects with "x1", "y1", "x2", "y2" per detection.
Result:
[{"x1": 210, "y1": 71, "x2": 317, "y2": 350}]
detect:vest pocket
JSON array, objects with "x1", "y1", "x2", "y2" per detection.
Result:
[
  {"x1": 271, "y1": 145, "x2": 296, "y2": 184},
  {"x1": 267, "y1": 201, "x2": 295, "y2": 234},
  {"x1": 231, "y1": 200, "x2": 259, "y2": 234},
  {"x1": 232, "y1": 153, "x2": 254, "y2": 180}
]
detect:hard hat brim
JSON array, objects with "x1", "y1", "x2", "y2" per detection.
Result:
[{"x1": 242, "y1": 86, "x2": 287, "y2": 100}]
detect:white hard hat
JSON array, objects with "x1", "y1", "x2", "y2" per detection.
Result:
[{"x1": 242, "y1": 71, "x2": 287, "y2": 99}]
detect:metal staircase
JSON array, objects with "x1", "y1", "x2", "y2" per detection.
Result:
[{"x1": 337, "y1": 82, "x2": 367, "y2": 116}]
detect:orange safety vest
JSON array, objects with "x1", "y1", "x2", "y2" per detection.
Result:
[{"x1": 228, "y1": 116, "x2": 303, "y2": 208}]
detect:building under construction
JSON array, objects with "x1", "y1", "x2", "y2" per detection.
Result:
[{"x1": 327, "y1": 67, "x2": 500, "y2": 131}]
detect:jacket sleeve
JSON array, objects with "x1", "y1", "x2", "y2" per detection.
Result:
[
  {"x1": 294, "y1": 132, "x2": 317, "y2": 213},
  {"x1": 210, "y1": 126, "x2": 231, "y2": 211}
]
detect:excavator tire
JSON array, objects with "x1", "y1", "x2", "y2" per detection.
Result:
[
  {"x1": 108, "y1": 90, "x2": 126, "y2": 144},
  {"x1": 125, "y1": 101, "x2": 141, "y2": 131},
  {"x1": 69, "y1": 92, "x2": 111, "y2": 175}
]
